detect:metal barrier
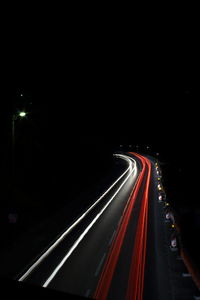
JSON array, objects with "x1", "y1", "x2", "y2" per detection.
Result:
[
  {"x1": 180, "y1": 247, "x2": 200, "y2": 290},
  {"x1": 172, "y1": 215, "x2": 200, "y2": 291}
]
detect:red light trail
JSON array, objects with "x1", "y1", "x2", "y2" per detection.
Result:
[
  {"x1": 94, "y1": 153, "x2": 152, "y2": 300},
  {"x1": 126, "y1": 153, "x2": 151, "y2": 300}
]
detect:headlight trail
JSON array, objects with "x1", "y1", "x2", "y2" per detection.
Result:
[
  {"x1": 42, "y1": 155, "x2": 137, "y2": 287},
  {"x1": 18, "y1": 154, "x2": 136, "y2": 282}
]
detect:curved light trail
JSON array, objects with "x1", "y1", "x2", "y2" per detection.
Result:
[
  {"x1": 42, "y1": 154, "x2": 137, "y2": 287},
  {"x1": 125, "y1": 153, "x2": 151, "y2": 300},
  {"x1": 18, "y1": 154, "x2": 137, "y2": 284},
  {"x1": 93, "y1": 153, "x2": 145, "y2": 299}
]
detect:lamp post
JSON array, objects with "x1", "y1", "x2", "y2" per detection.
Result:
[{"x1": 12, "y1": 111, "x2": 27, "y2": 181}]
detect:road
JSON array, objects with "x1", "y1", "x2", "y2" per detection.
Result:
[{"x1": 17, "y1": 152, "x2": 174, "y2": 299}]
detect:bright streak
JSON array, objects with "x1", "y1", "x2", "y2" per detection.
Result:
[
  {"x1": 18, "y1": 154, "x2": 136, "y2": 282},
  {"x1": 125, "y1": 153, "x2": 151, "y2": 300},
  {"x1": 94, "y1": 154, "x2": 144, "y2": 300},
  {"x1": 42, "y1": 155, "x2": 137, "y2": 287}
]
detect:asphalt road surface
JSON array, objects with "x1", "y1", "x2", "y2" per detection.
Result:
[{"x1": 17, "y1": 152, "x2": 179, "y2": 299}]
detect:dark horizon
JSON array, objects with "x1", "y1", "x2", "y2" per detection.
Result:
[{"x1": 2, "y1": 80, "x2": 199, "y2": 211}]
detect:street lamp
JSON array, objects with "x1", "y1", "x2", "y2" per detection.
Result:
[
  {"x1": 12, "y1": 111, "x2": 27, "y2": 181},
  {"x1": 19, "y1": 111, "x2": 27, "y2": 117}
]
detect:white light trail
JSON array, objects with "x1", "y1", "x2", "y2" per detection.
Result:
[
  {"x1": 43, "y1": 155, "x2": 137, "y2": 287},
  {"x1": 18, "y1": 154, "x2": 136, "y2": 283}
]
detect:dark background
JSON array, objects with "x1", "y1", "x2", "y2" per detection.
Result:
[{"x1": 0, "y1": 7, "x2": 200, "y2": 297}]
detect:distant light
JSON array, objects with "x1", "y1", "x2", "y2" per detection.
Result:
[
  {"x1": 171, "y1": 237, "x2": 177, "y2": 247},
  {"x1": 158, "y1": 184, "x2": 162, "y2": 190},
  {"x1": 20, "y1": 93, "x2": 23, "y2": 97},
  {"x1": 171, "y1": 224, "x2": 175, "y2": 228},
  {"x1": 156, "y1": 152, "x2": 159, "y2": 156},
  {"x1": 19, "y1": 111, "x2": 26, "y2": 117}
]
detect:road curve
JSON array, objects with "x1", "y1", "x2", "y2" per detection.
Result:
[
  {"x1": 18, "y1": 154, "x2": 139, "y2": 298},
  {"x1": 17, "y1": 152, "x2": 173, "y2": 299}
]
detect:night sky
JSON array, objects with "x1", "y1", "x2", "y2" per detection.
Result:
[{"x1": 2, "y1": 52, "x2": 198, "y2": 225}]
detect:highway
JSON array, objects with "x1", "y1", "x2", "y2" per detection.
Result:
[{"x1": 17, "y1": 152, "x2": 174, "y2": 299}]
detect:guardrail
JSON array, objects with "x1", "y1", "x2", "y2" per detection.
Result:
[
  {"x1": 171, "y1": 213, "x2": 200, "y2": 291},
  {"x1": 180, "y1": 247, "x2": 200, "y2": 290}
]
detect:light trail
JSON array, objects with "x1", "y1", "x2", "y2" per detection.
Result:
[
  {"x1": 126, "y1": 153, "x2": 151, "y2": 300},
  {"x1": 18, "y1": 154, "x2": 135, "y2": 282},
  {"x1": 42, "y1": 155, "x2": 138, "y2": 287},
  {"x1": 94, "y1": 153, "x2": 146, "y2": 300}
]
